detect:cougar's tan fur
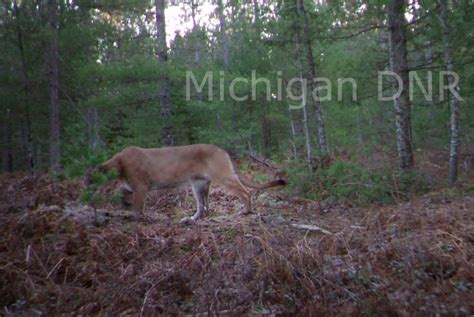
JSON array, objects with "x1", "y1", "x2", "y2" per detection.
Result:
[{"x1": 99, "y1": 144, "x2": 286, "y2": 223}]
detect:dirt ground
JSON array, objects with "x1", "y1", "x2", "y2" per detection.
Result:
[{"x1": 0, "y1": 165, "x2": 473, "y2": 315}]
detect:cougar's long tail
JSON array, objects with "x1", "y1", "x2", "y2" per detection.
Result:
[
  {"x1": 225, "y1": 151, "x2": 286, "y2": 189},
  {"x1": 237, "y1": 173, "x2": 286, "y2": 189}
]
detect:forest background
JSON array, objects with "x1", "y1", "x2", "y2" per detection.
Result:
[{"x1": 1, "y1": 0, "x2": 473, "y2": 203}]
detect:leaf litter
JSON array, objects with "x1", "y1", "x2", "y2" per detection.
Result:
[{"x1": 0, "y1": 171, "x2": 473, "y2": 315}]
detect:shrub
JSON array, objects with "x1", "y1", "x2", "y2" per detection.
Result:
[{"x1": 284, "y1": 159, "x2": 429, "y2": 205}]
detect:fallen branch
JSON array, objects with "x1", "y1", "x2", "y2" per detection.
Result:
[
  {"x1": 248, "y1": 153, "x2": 273, "y2": 169},
  {"x1": 291, "y1": 223, "x2": 333, "y2": 235}
]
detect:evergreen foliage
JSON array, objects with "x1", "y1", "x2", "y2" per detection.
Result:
[{"x1": 1, "y1": 0, "x2": 472, "y2": 202}]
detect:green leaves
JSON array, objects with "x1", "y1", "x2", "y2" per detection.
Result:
[
  {"x1": 79, "y1": 169, "x2": 117, "y2": 207},
  {"x1": 284, "y1": 158, "x2": 429, "y2": 206}
]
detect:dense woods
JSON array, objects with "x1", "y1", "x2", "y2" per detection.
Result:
[
  {"x1": 0, "y1": 0, "x2": 473, "y2": 315},
  {"x1": 1, "y1": 0, "x2": 472, "y2": 189}
]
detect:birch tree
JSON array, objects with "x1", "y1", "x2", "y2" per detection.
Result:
[
  {"x1": 295, "y1": 0, "x2": 328, "y2": 155},
  {"x1": 387, "y1": 0, "x2": 414, "y2": 169},
  {"x1": 439, "y1": 0, "x2": 461, "y2": 187}
]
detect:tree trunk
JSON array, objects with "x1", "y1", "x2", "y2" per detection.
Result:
[
  {"x1": 423, "y1": 40, "x2": 435, "y2": 116},
  {"x1": 155, "y1": 0, "x2": 173, "y2": 146},
  {"x1": 439, "y1": 0, "x2": 460, "y2": 187},
  {"x1": 296, "y1": 66, "x2": 313, "y2": 169},
  {"x1": 190, "y1": 0, "x2": 200, "y2": 65},
  {"x1": 2, "y1": 110, "x2": 14, "y2": 172},
  {"x1": 289, "y1": 106, "x2": 304, "y2": 159},
  {"x1": 217, "y1": 0, "x2": 229, "y2": 69},
  {"x1": 217, "y1": 0, "x2": 240, "y2": 148},
  {"x1": 47, "y1": 0, "x2": 61, "y2": 173},
  {"x1": 295, "y1": 0, "x2": 328, "y2": 154},
  {"x1": 387, "y1": 0, "x2": 414, "y2": 169},
  {"x1": 13, "y1": 0, "x2": 35, "y2": 174},
  {"x1": 86, "y1": 108, "x2": 102, "y2": 151},
  {"x1": 252, "y1": 0, "x2": 271, "y2": 156},
  {"x1": 253, "y1": 0, "x2": 260, "y2": 31},
  {"x1": 261, "y1": 104, "x2": 272, "y2": 158},
  {"x1": 301, "y1": 86, "x2": 313, "y2": 169}
]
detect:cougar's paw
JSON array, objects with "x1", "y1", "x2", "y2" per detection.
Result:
[{"x1": 179, "y1": 216, "x2": 196, "y2": 226}]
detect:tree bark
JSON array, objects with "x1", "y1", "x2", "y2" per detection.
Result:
[
  {"x1": 13, "y1": 0, "x2": 35, "y2": 174},
  {"x1": 301, "y1": 83, "x2": 313, "y2": 168},
  {"x1": 155, "y1": 0, "x2": 173, "y2": 146},
  {"x1": 253, "y1": 0, "x2": 260, "y2": 31},
  {"x1": 47, "y1": 0, "x2": 61, "y2": 173},
  {"x1": 190, "y1": 0, "x2": 200, "y2": 65},
  {"x1": 289, "y1": 105, "x2": 304, "y2": 159},
  {"x1": 387, "y1": 0, "x2": 414, "y2": 169},
  {"x1": 217, "y1": 0, "x2": 229, "y2": 69},
  {"x1": 261, "y1": 104, "x2": 273, "y2": 158},
  {"x1": 423, "y1": 40, "x2": 435, "y2": 116},
  {"x1": 295, "y1": 0, "x2": 328, "y2": 154},
  {"x1": 252, "y1": 0, "x2": 271, "y2": 156},
  {"x1": 2, "y1": 110, "x2": 14, "y2": 172},
  {"x1": 86, "y1": 108, "x2": 102, "y2": 151},
  {"x1": 439, "y1": 0, "x2": 460, "y2": 187}
]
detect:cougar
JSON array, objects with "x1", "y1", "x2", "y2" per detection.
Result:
[{"x1": 96, "y1": 144, "x2": 286, "y2": 224}]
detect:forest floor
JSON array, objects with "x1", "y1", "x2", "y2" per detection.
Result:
[{"x1": 0, "y1": 159, "x2": 473, "y2": 316}]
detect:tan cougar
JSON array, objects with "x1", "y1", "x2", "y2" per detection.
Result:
[{"x1": 97, "y1": 144, "x2": 286, "y2": 223}]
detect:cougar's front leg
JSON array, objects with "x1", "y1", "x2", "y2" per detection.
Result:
[
  {"x1": 130, "y1": 183, "x2": 148, "y2": 217},
  {"x1": 120, "y1": 183, "x2": 133, "y2": 208}
]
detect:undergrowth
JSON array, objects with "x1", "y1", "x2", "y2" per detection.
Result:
[
  {"x1": 284, "y1": 159, "x2": 429, "y2": 205},
  {"x1": 1, "y1": 193, "x2": 471, "y2": 315}
]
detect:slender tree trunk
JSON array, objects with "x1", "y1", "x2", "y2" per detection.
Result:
[
  {"x1": 296, "y1": 65, "x2": 313, "y2": 169},
  {"x1": 13, "y1": 0, "x2": 35, "y2": 174},
  {"x1": 190, "y1": 0, "x2": 200, "y2": 65},
  {"x1": 301, "y1": 85, "x2": 313, "y2": 168},
  {"x1": 439, "y1": 0, "x2": 460, "y2": 187},
  {"x1": 292, "y1": 4, "x2": 315, "y2": 168},
  {"x1": 2, "y1": 110, "x2": 14, "y2": 172},
  {"x1": 217, "y1": 0, "x2": 229, "y2": 70},
  {"x1": 387, "y1": 0, "x2": 414, "y2": 169},
  {"x1": 86, "y1": 108, "x2": 102, "y2": 151},
  {"x1": 295, "y1": 0, "x2": 328, "y2": 154},
  {"x1": 155, "y1": 0, "x2": 173, "y2": 146},
  {"x1": 423, "y1": 40, "x2": 435, "y2": 117},
  {"x1": 253, "y1": 0, "x2": 271, "y2": 156},
  {"x1": 253, "y1": 0, "x2": 260, "y2": 31},
  {"x1": 289, "y1": 106, "x2": 304, "y2": 159},
  {"x1": 289, "y1": 123, "x2": 298, "y2": 158},
  {"x1": 35, "y1": 143, "x2": 42, "y2": 171},
  {"x1": 292, "y1": 40, "x2": 314, "y2": 167},
  {"x1": 261, "y1": 104, "x2": 272, "y2": 158},
  {"x1": 47, "y1": 0, "x2": 61, "y2": 172},
  {"x1": 217, "y1": 0, "x2": 239, "y2": 148}
]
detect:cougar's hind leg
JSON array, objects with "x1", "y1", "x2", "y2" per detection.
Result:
[
  {"x1": 189, "y1": 179, "x2": 211, "y2": 222},
  {"x1": 200, "y1": 180, "x2": 211, "y2": 217}
]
